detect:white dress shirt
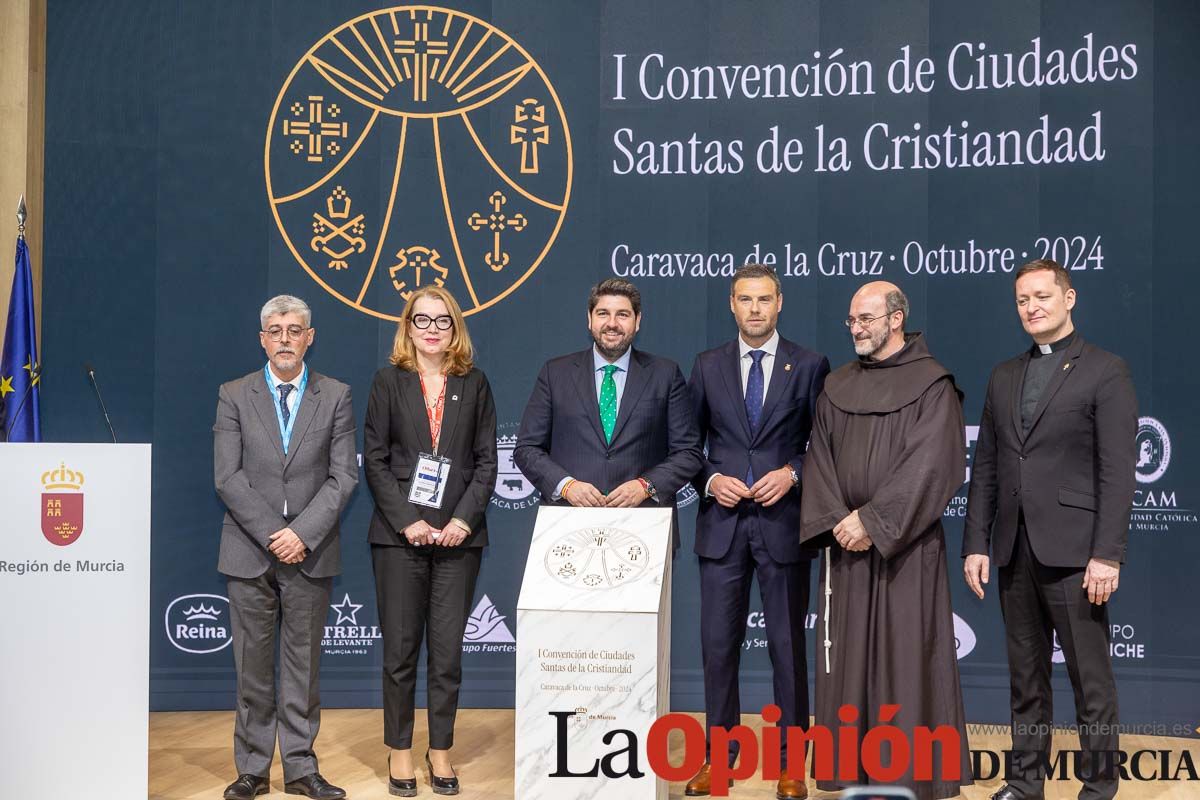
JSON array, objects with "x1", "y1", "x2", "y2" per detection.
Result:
[{"x1": 705, "y1": 331, "x2": 779, "y2": 495}]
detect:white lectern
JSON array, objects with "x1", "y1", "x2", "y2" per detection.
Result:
[
  {"x1": 0, "y1": 444, "x2": 151, "y2": 799},
  {"x1": 515, "y1": 506, "x2": 672, "y2": 800}
]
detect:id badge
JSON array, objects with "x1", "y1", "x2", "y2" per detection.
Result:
[{"x1": 408, "y1": 452, "x2": 451, "y2": 509}]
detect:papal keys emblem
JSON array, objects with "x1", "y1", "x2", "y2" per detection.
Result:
[
  {"x1": 266, "y1": 6, "x2": 572, "y2": 320},
  {"x1": 41, "y1": 462, "x2": 84, "y2": 546}
]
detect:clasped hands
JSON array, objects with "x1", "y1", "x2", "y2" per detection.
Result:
[
  {"x1": 833, "y1": 509, "x2": 872, "y2": 552},
  {"x1": 269, "y1": 527, "x2": 307, "y2": 564},
  {"x1": 563, "y1": 478, "x2": 649, "y2": 508},
  {"x1": 402, "y1": 519, "x2": 469, "y2": 547},
  {"x1": 709, "y1": 467, "x2": 795, "y2": 508}
]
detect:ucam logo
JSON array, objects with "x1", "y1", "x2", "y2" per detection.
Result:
[
  {"x1": 1135, "y1": 417, "x2": 1171, "y2": 484},
  {"x1": 953, "y1": 613, "x2": 976, "y2": 660},
  {"x1": 165, "y1": 594, "x2": 232, "y2": 654}
]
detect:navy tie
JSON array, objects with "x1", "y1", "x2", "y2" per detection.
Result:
[
  {"x1": 745, "y1": 350, "x2": 765, "y2": 483},
  {"x1": 277, "y1": 383, "x2": 294, "y2": 428}
]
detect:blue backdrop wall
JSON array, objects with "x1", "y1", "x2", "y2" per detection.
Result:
[{"x1": 40, "y1": 0, "x2": 1199, "y2": 731}]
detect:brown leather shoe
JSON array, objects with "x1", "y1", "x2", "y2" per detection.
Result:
[
  {"x1": 684, "y1": 762, "x2": 733, "y2": 796},
  {"x1": 775, "y1": 769, "x2": 808, "y2": 799}
]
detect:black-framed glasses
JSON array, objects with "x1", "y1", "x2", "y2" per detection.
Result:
[
  {"x1": 263, "y1": 325, "x2": 310, "y2": 341},
  {"x1": 411, "y1": 314, "x2": 453, "y2": 331},
  {"x1": 843, "y1": 311, "x2": 896, "y2": 329}
]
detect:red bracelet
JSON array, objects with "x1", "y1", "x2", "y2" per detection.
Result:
[{"x1": 636, "y1": 477, "x2": 651, "y2": 496}]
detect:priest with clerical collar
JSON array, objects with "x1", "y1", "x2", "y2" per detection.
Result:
[{"x1": 964, "y1": 260, "x2": 1137, "y2": 800}]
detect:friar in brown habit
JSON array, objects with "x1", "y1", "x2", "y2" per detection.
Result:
[{"x1": 799, "y1": 282, "x2": 972, "y2": 800}]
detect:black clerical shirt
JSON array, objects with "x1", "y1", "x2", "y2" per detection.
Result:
[{"x1": 1020, "y1": 330, "x2": 1076, "y2": 436}]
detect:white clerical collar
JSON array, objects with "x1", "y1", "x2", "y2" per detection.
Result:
[
  {"x1": 1037, "y1": 343, "x2": 1053, "y2": 355},
  {"x1": 593, "y1": 346, "x2": 631, "y2": 373},
  {"x1": 739, "y1": 329, "x2": 779, "y2": 359}
]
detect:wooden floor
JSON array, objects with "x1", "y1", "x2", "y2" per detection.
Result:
[{"x1": 150, "y1": 709, "x2": 1199, "y2": 799}]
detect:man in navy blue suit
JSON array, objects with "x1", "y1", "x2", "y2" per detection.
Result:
[
  {"x1": 685, "y1": 264, "x2": 829, "y2": 799},
  {"x1": 514, "y1": 278, "x2": 702, "y2": 549}
]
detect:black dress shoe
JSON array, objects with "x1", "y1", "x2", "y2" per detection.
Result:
[
  {"x1": 285, "y1": 772, "x2": 347, "y2": 799},
  {"x1": 388, "y1": 751, "x2": 417, "y2": 797},
  {"x1": 223, "y1": 774, "x2": 268, "y2": 800},
  {"x1": 990, "y1": 786, "x2": 1040, "y2": 800},
  {"x1": 425, "y1": 751, "x2": 460, "y2": 796}
]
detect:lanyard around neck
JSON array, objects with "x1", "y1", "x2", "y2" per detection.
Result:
[{"x1": 265, "y1": 363, "x2": 308, "y2": 454}]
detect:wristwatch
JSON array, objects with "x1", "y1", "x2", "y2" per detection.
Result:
[
  {"x1": 638, "y1": 477, "x2": 657, "y2": 500},
  {"x1": 787, "y1": 465, "x2": 800, "y2": 486}
]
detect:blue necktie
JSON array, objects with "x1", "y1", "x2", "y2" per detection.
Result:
[
  {"x1": 745, "y1": 350, "x2": 765, "y2": 483},
  {"x1": 277, "y1": 383, "x2": 294, "y2": 429}
]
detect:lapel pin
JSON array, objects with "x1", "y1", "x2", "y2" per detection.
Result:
[
  {"x1": 784, "y1": 363, "x2": 792, "y2": 371},
  {"x1": 1063, "y1": 363, "x2": 1070, "y2": 371},
  {"x1": 452, "y1": 395, "x2": 459, "y2": 401}
]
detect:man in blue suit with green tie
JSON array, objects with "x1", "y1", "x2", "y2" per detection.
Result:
[{"x1": 514, "y1": 278, "x2": 702, "y2": 550}]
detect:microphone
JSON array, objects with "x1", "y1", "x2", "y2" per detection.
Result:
[
  {"x1": 5, "y1": 363, "x2": 41, "y2": 441},
  {"x1": 84, "y1": 362, "x2": 117, "y2": 443}
]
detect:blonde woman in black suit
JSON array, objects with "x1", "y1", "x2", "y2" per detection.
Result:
[{"x1": 364, "y1": 286, "x2": 497, "y2": 796}]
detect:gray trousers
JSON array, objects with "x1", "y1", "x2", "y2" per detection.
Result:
[{"x1": 227, "y1": 563, "x2": 332, "y2": 782}]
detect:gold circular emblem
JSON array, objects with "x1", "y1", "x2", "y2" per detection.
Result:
[{"x1": 266, "y1": 6, "x2": 572, "y2": 319}]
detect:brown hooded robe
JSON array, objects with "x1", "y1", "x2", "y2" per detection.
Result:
[{"x1": 800, "y1": 333, "x2": 972, "y2": 799}]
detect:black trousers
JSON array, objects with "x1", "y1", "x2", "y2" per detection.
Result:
[
  {"x1": 371, "y1": 543, "x2": 482, "y2": 750},
  {"x1": 998, "y1": 525, "x2": 1119, "y2": 800}
]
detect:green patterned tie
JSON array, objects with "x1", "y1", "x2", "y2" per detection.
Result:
[{"x1": 599, "y1": 364, "x2": 619, "y2": 443}]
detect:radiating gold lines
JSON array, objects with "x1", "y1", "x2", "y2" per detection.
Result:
[
  {"x1": 389, "y1": 10, "x2": 399, "y2": 35},
  {"x1": 451, "y1": 41, "x2": 510, "y2": 96},
  {"x1": 457, "y1": 61, "x2": 529, "y2": 103},
  {"x1": 444, "y1": 30, "x2": 490, "y2": 91},
  {"x1": 433, "y1": 117, "x2": 480, "y2": 308},
  {"x1": 350, "y1": 23, "x2": 394, "y2": 89},
  {"x1": 330, "y1": 35, "x2": 389, "y2": 94},
  {"x1": 439, "y1": 20, "x2": 471, "y2": 83},
  {"x1": 356, "y1": 117, "x2": 408, "y2": 305},
  {"x1": 309, "y1": 55, "x2": 385, "y2": 101},
  {"x1": 461, "y1": 113, "x2": 563, "y2": 211},
  {"x1": 441, "y1": 13, "x2": 452, "y2": 37},
  {"x1": 370, "y1": 15, "x2": 405, "y2": 85},
  {"x1": 274, "y1": 110, "x2": 381, "y2": 205}
]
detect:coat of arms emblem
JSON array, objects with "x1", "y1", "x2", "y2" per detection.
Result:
[{"x1": 41, "y1": 461, "x2": 84, "y2": 546}]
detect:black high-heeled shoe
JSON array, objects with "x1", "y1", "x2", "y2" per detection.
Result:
[
  {"x1": 425, "y1": 750, "x2": 460, "y2": 796},
  {"x1": 387, "y1": 751, "x2": 417, "y2": 797}
]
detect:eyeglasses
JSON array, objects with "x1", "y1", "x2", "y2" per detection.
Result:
[
  {"x1": 411, "y1": 314, "x2": 453, "y2": 331},
  {"x1": 843, "y1": 312, "x2": 896, "y2": 329},
  {"x1": 263, "y1": 325, "x2": 310, "y2": 341}
]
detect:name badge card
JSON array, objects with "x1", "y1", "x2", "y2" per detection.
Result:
[{"x1": 408, "y1": 453, "x2": 451, "y2": 508}]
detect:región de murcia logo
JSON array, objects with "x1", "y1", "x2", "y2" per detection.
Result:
[
  {"x1": 266, "y1": 6, "x2": 572, "y2": 320},
  {"x1": 41, "y1": 462, "x2": 84, "y2": 546}
]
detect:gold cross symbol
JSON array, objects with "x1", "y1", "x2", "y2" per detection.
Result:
[
  {"x1": 283, "y1": 96, "x2": 348, "y2": 163},
  {"x1": 394, "y1": 21, "x2": 447, "y2": 103},
  {"x1": 467, "y1": 191, "x2": 527, "y2": 272},
  {"x1": 511, "y1": 98, "x2": 549, "y2": 174}
]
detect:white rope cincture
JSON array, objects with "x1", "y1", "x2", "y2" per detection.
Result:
[{"x1": 823, "y1": 546, "x2": 832, "y2": 674}]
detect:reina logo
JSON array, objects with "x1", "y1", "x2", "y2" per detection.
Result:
[
  {"x1": 41, "y1": 461, "x2": 84, "y2": 546},
  {"x1": 165, "y1": 594, "x2": 232, "y2": 654}
]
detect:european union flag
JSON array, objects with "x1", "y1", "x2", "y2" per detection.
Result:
[{"x1": 1, "y1": 236, "x2": 41, "y2": 441}]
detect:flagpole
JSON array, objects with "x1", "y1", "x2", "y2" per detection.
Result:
[{"x1": 16, "y1": 194, "x2": 26, "y2": 240}]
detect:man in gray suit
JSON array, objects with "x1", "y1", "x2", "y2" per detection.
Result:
[{"x1": 214, "y1": 295, "x2": 358, "y2": 800}]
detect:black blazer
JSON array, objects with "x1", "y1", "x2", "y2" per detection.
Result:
[
  {"x1": 363, "y1": 365, "x2": 498, "y2": 548},
  {"x1": 963, "y1": 335, "x2": 1137, "y2": 569},
  {"x1": 513, "y1": 347, "x2": 704, "y2": 549},
  {"x1": 688, "y1": 337, "x2": 829, "y2": 563}
]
